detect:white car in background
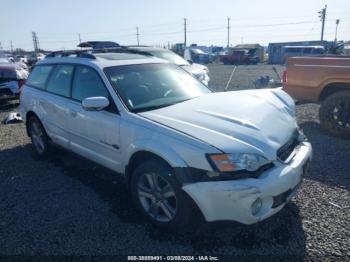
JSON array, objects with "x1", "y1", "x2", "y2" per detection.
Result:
[
  {"x1": 20, "y1": 50, "x2": 312, "y2": 229},
  {"x1": 27, "y1": 53, "x2": 45, "y2": 65},
  {"x1": 127, "y1": 46, "x2": 210, "y2": 86}
]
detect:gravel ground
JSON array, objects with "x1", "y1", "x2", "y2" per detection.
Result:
[
  {"x1": 208, "y1": 64, "x2": 284, "y2": 91},
  {"x1": 0, "y1": 64, "x2": 349, "y2": 259}
]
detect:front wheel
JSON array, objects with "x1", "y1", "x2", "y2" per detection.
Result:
[
  {"x1": 130, "y1": 160, "x2": 192, "y2": 229},
  {"x1": 319, "y1": 91, "x2": 350, "y2": 139}
]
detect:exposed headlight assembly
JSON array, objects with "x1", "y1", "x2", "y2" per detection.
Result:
[{"x1": 207, "y1": 153, "x2": 270, "y2": 172}]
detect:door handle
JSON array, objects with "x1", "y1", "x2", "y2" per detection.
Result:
[{"x1": 70, "y1": 110, "x2": 77, "y2": 117}]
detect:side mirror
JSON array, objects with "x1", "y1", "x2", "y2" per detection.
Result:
[{"x1": 82, "y1": 96, "x2": 109, "y2": 111}]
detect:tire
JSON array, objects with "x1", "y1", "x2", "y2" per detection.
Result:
[
  {"x1": 130, "y1": 160, "x2": 192, "y2": 229},
  {"x1": 319, "y1": 91, "x2": 350, "y2": 139},
  {"x1": 28, "y1": 116, "x2": 50, "y2": 157}
]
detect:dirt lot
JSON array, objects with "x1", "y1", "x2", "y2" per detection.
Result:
[{"x1": 0, "y1": 64, "x2": 349, "y2": 259}]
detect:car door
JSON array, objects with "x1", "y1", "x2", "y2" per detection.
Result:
[
  {"x1": 66, "y1": 65, "x2": 122, "y2": 172},
  {"x1": 37, "y1": 64, "x2": 73, "y2": 148}
]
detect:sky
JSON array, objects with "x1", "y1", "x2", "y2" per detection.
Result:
[{"x1": 1, "y1": 0, "x2": 349, "y2": 51}]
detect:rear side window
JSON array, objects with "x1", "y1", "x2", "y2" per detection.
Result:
[
  {"x1": 26, "y1": 65, "x2": 53, "y2": 89},
  {"x1": 72, "y1": 66, "x2": 109, "y2": 101},
  {"x1": 313, "y1": 48, "x2": 324, "y2": 54},
  {"x1": 46, "y1": 65, "x2": 74, "y2": 97},
  {"x1": 285, "y1": 48, "x2": 302, "y2": 53},
  {"x1": 303, "y1": 48, "x2": 312, "y2": 54}
]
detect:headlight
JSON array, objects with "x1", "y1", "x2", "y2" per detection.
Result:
[{"x1": 207, "y1": 153, "x2": 270, "y2": 172}]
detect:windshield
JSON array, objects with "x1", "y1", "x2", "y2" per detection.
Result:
[
  {"x1": 148, "y1": 50, "x2": 189, "y2": 66},
  {"x1": 104, "y1": 63, "x2": 211, "y2": 113}
]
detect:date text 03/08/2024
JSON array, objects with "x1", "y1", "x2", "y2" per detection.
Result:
[{"x1": 127, "y1": 256, "x2": 219, "y2": 261}]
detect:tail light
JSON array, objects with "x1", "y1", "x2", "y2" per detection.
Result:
[
  {"x1": 18, "y1": 79, "x2": 26, "y2": 97},
  {"x1": 282, "y1": 70, "x2": 287, "y2": 83}
]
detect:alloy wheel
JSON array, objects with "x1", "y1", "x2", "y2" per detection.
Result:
[{"x1": 137, "y1": 172, "x2": 177, "y2": 222}]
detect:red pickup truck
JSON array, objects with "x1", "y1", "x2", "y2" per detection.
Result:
[{"x1": 220, "y1": 49, "x2": 259, "y2": 65}]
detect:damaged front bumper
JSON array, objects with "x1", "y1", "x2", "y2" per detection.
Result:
[
  {"x1": 182, "y1": 141, "x2": 312, "y2": 224},
  {"x1": 0, "y1": 80, "x2": 20, "y2": 100}
]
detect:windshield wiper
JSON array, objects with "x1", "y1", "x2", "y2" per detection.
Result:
[
  {"x1": 132, "y1": 98, "x2": 192, "y2": 113},
  {"x1": 132, "y1": 104, "x2": 174, "y2": 113}
]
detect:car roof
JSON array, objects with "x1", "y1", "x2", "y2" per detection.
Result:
[
  {"x1": 37, "y1": 52, "x2": 168, "y2": 68},
  {"x1": 77, "y1": 41, "x2": 120, "y2": 48},
  {"x1": 127, "y1": 46, "x2": 169, "y2": 52},
  {"x1": 284, "y1": 46, "x2": 325, "y2": 49}
]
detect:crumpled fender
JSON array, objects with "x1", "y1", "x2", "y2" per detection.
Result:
[{"x1": 124, "y1": 138, "x2": 188, "y2": 169}]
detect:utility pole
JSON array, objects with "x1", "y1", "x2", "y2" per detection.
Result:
[
  {"x1": 334, "y1": 19, "x2": 340, "y2": 43},
  {"x1": 10, "y1": 41, "x2": 13, "y2": 53},
  {"x1": 227, "y1": 17, "x2": 230, "y2": 48},
  {"x1": 318, "y1": 5, "x2": 327, "y2": 41},
  {"x1": 32, "y1": 32, "x2": 37, "y2": 53},
  {"x1": 78, "y1": 33, "x2": 82, "y2": 44},
  {"x1": 184, "y1": 18, "x2": 187, "y2": 47},
  {"x1": 136, "y1": 27, "x2": 140, "y2": 46},
  {"x1": 36, "y1": 33, "x2": 40, "y2": 52},
  {"x1": 32, "y1": 32, "x2": 40, "y2": 53}
]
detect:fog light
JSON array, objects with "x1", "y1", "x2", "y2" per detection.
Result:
[{"x1": 251, "y1": 198, "x2": 262, "y2": 216}]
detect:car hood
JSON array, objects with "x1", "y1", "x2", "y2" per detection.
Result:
[{"x1": 139, "y1": 88, "x2": 297, "y2": 160}]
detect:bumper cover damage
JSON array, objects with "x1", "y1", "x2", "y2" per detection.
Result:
[{"x1": 182, "y1": 141, "x2": 312, "y2": 224}]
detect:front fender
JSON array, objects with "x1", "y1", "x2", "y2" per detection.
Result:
[{"x1": 125, "y1": 138, "x2": 188, "y2": 169}]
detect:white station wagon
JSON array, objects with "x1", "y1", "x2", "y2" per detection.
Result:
[{"x1": 20, "y1": 50, "x2": 312, "y2": 229}]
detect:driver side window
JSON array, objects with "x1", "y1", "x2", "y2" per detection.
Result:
[{"x1": 72, "y1": 66, "x2": 109, "y2": 102}]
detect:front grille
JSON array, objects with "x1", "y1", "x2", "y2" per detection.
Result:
[{"x1": 277, "y1": 132, "x2": 300, "y2": 162}]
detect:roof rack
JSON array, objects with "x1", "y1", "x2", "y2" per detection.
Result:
[
  {"x1": 45, "y1": 50, "x2": 96, "y2": 59},
  {"x1": 45, "y1": 47, "x2": 151, "y2": 60}
]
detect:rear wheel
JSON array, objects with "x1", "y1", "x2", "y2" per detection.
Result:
[
  {"x1": 130, "y1": 160, "x2": 192, "y2": 229},
  {"x1": 28, "y1": 116, "x2": 50, "y2": 156},
  {"x1": 319, "y1": 91, "x2": 350, "y2": 139}
]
